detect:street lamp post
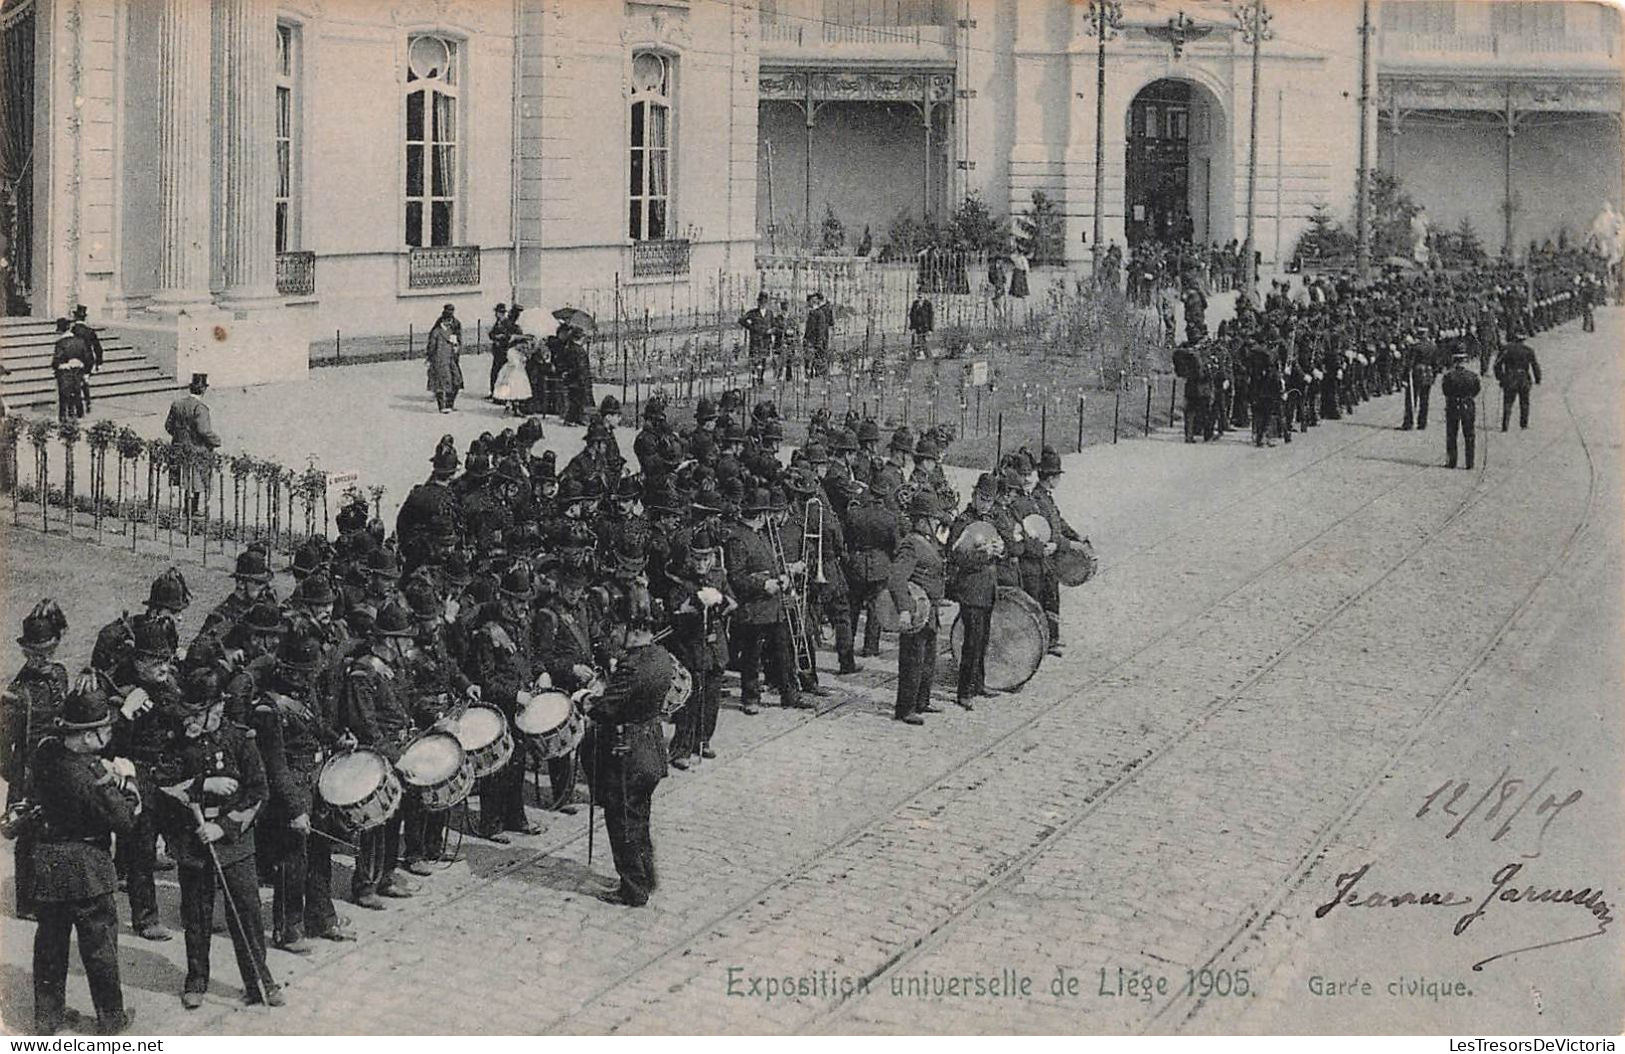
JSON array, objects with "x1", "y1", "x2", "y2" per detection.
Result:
[
  {"x1": 1233, "y1": 0, "x2": 1272, "y2": 297},
  {"x1": 1084, "y1": 1, "x2": 1124, "y2": 280}
]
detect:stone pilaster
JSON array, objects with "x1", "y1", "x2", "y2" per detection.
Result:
[
  {"x1": 219, "y1": 0, "x2": 279, "y2": 308},
  {"x1": 151, "y1": 0, "x2": 211, "y2": 311}
]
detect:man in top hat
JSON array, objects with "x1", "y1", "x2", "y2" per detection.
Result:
[
  {"x1": 70, "y1": 305, "x2": 105, "y2": 413},
  {"x1": 908, "y1": 288, "x2": 935, "y2": 359},
  {"x1": 741, "y1": 292, "x2": 774, "y2": 386},
  {"x1": 580, "y1": 615, "x2": 671, "y2": 907},
  {"x1": 889, "y1": 492, "x2": 949, "y2": 725},
  {"x1": 550, "y1": 318, "x2": 592, "y2": 426},
  {"x1": 154, "y1": 662, "x2": 281, "y2": 1010},
  {"x1": 165, "y1": 373, "x2": 222, "y2": 516},
  {"x1": 948, "y1": 474, "x2": 1001, "y2": 707},
  {"x1": 26, "y1": 679, "x2": 140, "y2": 1035},
  {"x1": 803, "y1": 292, "x2": 834, "y2": 377},
  {"x1": 598, "y1": 395, "x2": 627, "y2": 476},
  {"x1": 727, "y1": 487, "x2": 806, "y2": 714},
  {"x1": 50, "y1": 317, "x2": 91, "y2": 423},
  {"x1": 4, "y1": 600, "x2": 70, "y2": 919},
  {"x1": 334, "y1": 602, "x2": 420, "y2": 908},
  {"x1": 252, "y1": 632, "x2": 352, "y2": 954},
  {"x1": 1493, "y1": 331, "x2": 1542, "y2": 432},
  {"x1": 192, "y1": 548, "x2": 276, "y2": 650},
  {"x1": 488, "y1": 303, "x2": 521, "y2": 399},
  {"x1": 1441, "y1": 350, "x2": 1482, "y2": 470}
]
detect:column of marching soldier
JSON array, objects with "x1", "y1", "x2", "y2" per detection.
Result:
[
  {"x1": 1, "y1": 386, "x2": 1096, "y2": 1034},
  {"x1": 1169, "y1": 249, "x2": 1608, "y2": 469}
]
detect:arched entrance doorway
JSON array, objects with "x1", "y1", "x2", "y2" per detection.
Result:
[{"x1": 1124, "y1": 77, "x2": 1230, "y2": 248}]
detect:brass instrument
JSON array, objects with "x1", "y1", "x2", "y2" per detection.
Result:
[
  {"x1": 803, "y1": 498, "x2": 827, "y2": 586},
  {"x1": 763, "y1": 514, "x2": 816, "y2": 679}
]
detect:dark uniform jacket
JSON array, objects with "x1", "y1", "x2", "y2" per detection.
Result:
[
  {"x1": 946, "y1": 511, "x2": 998, "y2": 609},
  {"x1": 725, "y1": 526, "x2": 783, "y2": 626},
  {"x1": 844, "y1": 494, "x2": 897, "y2": 584},
  {"x1": 336, "y1": 648, "x2": 415, "y2": 762},
  {"x1": 1441, "y1": 365, "x2": 1482, "y2": 406},
  {"x1": 661, "y1": 569, "x2": 732, "y2": 673},
  {"x1": 28, "y1": 738, "x2": 139, "y2": 902},
  {"x1": 252, "y1": 679, "x2": 334, "y2": 822},
  {"x1": 532, "y1": 597, "x2": 598, "y2": 688},
  {"x1": 155, "y1": 719, "x2": 268, "y2": 869},
  {"x1": 1494, "y1": 342, "x2": 1541, "y2": 391},
  {"x1": 397, "y1": 479, "x2": 462, "y2": 547},
  {"x1": 581, "y1": 643, "x2": 671, "y2": 795},
  {"x1": 889, "y1": 531, "x2": 945, "y2": 631},
  {"x1": 2, "y1": 663, "x2": 69, "y2": 786},
  {"x1": 464, "y1": 607, "x2": 534, "y2": 711},
  {"x1": 785, "y1": 497, "x2": 848, "y2": 597}
]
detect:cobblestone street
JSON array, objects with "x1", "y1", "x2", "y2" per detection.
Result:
[{"x1": 2, "y1": 311, "x2": 1620, "y2": 1035}]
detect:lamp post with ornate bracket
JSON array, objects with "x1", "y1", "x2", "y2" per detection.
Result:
[
  {"x1": 1233, "y1": 0, "x2": 1272, "y2": 295},
  {"x1": 1084, "y1": 0, "x2": 1124, "y2": 278}
]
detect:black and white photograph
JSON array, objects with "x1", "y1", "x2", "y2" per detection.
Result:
[{"x1": 0, "y1": 0, "x2": 1621, "y2": 1039}]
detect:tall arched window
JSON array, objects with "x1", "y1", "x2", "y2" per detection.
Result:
[
  {"x1": 405, "y1": 34, "x2": 460, "y2": 247},
  {"x1": 628, "y1": 51, "x2": 672, "y2": 241}
]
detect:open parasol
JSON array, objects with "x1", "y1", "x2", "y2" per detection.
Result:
[{"x1": 551, "y1": 307, "x2": 598, "y2": 333}]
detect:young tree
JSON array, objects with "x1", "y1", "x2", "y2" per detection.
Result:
[
  {"x1": 945, "y1": 191, "x2": 1011, "y2": 254},
  {"x1": 819, "y1": 203, "x2": 847, "y2": 254},
  {"x1": 1015, "y1": 190, "x2": 1065, "y2": 264}
]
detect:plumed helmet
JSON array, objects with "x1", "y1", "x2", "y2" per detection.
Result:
[
  {"x1": 857, "y1": 420, "x2": 881, "y2": 443},
  {"x1": 146, "y1": 568, "x2": 192, "y2": 612},
  {"x1": 373, "y1": 601, "x2": 416, "y2": 638},
  {"x1": 241, "y1": 602, "x2": 284, "y2": 635},
  {"x1": 1038, "y1": 445, "x2": 1064, "y2": 476},
  {"x1": 367, "y1": 548, "x2": 400, "y2": 578},
  {"x1": 133, "y1": 615, "x2": 177, "y2": 659},
  {"x1": 889, "y1": 427, "x2": 916, "y2": 454},
  {"x1": 500, "y1": 566, "x2": 535, "y2": 600},
  {"x1": 293, "y1": 574, "x2": 337, "y2": 607},
  {"x1": 56, "y1": 679, "x2": 116, "y2": 732},
  {"x1": 18, "y1": 599, "x2": 67, "y2": 649},
  {"x1": 231, "y1": 547, "x2": 274, "y2": 583},
  {"x1": 276, "y1": 632, "x2": 322, "y2": 672}
]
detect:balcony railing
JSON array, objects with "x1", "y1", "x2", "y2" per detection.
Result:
[
  {"x1": 1379, "y1": 30, "x2": 1619, "y2": 62},
  {"x1": 760, "y1": 17, "x2": 952, "y2": 48},
  {"x1": 408, "y1": 245, "x2": 481, "y2": 289},
  {"x1": 632, "y1": 239, "x2": 691, "y2": 278},
  {"x1": 276, "y1": 251, "x2": 316, "y2": 297}
]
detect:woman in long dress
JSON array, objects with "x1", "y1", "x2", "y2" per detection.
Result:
[{"x1": 492, "y1": 341, "x2": 533, "y2": 415}]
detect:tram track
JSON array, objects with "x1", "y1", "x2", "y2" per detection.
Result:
[{"x1": 805, "y1": 338, "x2": 1610, "y2": 1034}]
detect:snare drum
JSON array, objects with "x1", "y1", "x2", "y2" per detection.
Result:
[
  {"x1": 454, "y1": 703, "x2": 514, "y2": 779},
  {"x1": 663, "y1": 662, "x2": 693, "y2": 719},
  {"x1": 317, "y1": 749, "x2": 402, "y2": 832},
  {"x1": 514, "y1": 690, "x2": 586, "y2": 760},
  {"x1": 397, "y1": 730, "x2": 474, "y2": 812}
]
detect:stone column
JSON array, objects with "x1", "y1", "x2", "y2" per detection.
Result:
[
  {"x1": 219, "y1": 0, "x2": 279, "y2": 308},
  {"x1": 151, "y1": 0, "x2": 211, "y2": 310}
]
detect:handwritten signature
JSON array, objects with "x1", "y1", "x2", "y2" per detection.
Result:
[{"x1": 1315, "y1": 861, "x2": 1616, "y2": 971}]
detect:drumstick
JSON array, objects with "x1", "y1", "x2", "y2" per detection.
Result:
[{"x1": 191, "y1": 802, "x2": 279, "y2": 999}]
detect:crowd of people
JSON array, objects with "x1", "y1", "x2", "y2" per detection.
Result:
[
  {"x1": 2, "y1": 382, "x2": 1096, "y2": 1033},
  {"x1": 1167, "y1": 249, "x2": 1609, "y2": 469}
]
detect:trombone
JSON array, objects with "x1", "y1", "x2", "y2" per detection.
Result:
[{"x1": 764, "y1": 509, "x2": 817, "y2": 679}]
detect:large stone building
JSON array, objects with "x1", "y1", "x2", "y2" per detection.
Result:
[{"x1": 0, "y1": 0, "x2": 1618, "y2": 388}]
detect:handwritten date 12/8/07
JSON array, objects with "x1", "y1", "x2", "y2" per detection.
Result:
[{"x1": 1416, "y1": 766, "x2": 1582, "y2": 858}]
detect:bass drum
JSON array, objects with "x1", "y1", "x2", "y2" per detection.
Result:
[
  {"x1": 515, "y1": 690, "x2": 586, "y2": 760},
  {"x1": 949, "y1": 585, "x2": 1048, "y2": 691},
  {"x1": 317, "y1": 749, "x2": 402, "y2": 832},
  {"x1": 397, "y1": 730, "x2": 474, "y2": 812}
]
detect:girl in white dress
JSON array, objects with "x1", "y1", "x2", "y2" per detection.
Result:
[{"x1": 492, "y1": 342, "x2": 533, "y2": 414}]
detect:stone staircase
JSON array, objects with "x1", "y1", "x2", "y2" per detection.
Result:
[{"x1": 1, "y1": 315, "x2": 181, "y2": 409}]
